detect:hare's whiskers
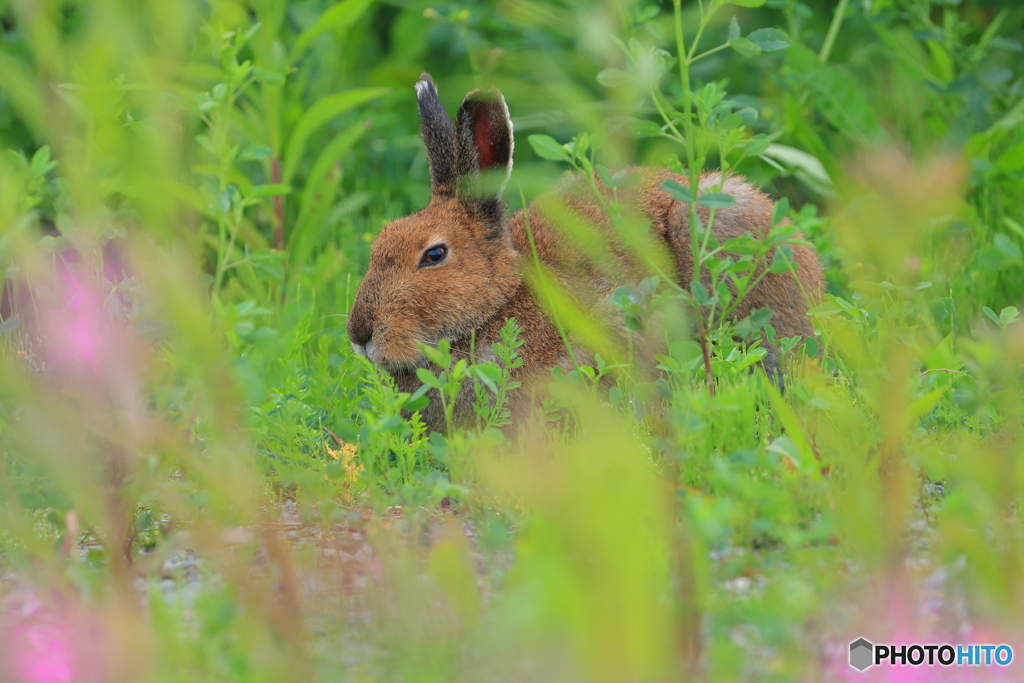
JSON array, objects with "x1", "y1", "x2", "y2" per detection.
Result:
[{"x1": 413, "y1": 338, "x2": 473, "y2": 360}]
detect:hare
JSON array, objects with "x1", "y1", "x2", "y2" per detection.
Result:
[{"x1": 347, "y1": 73, "x2": 823, "y2": 433}]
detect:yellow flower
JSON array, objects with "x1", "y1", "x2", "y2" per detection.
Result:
[{"x1": 326, "y1": 441, "x2": 363, "y2": 481}]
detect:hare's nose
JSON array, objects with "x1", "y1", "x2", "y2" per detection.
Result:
[
  {"x1": 350, "y1": 326, "x2": 372, "y2": 357},
  {"x1": 347, "y1": 300, "x2": 374, "y2": 351},
  {"x1": 351, "y1": 339, "x2": 370, "y2": 357},
  {"x1": 349, "y1": 325, "x2": 372, "y2": 347}
]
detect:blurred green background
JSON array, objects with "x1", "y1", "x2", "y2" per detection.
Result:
[{"x1": 1, "y1": 0, "x2": 1024, "y2": 681}]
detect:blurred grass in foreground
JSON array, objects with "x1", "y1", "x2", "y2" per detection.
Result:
[{"x1": 1, "y1": 0, "x2": 1024, "y2": 681}]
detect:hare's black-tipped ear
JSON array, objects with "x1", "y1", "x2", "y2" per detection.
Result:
[
  {"x1": 416, "y1": 73, "x2": 458, "y2": 197},
  {"x1": 454, "y1": 88, "x2": 514, "y2": 199}
]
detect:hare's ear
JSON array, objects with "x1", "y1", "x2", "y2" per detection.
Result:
[
  {"x1": 454, "y1": 88, "x2": 514, "y2": 207},
  {"x1": 416, "y1": 73, "x2": 458, "y2": 198}
]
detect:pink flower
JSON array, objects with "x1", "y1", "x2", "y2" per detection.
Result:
[
  {"x1": 46, "y1": 271, "x2": 111, "y2": 374},
  {"x1": 1, "y1": 596, "x2": 105, "y2": 683},
  {"x1": 9, "y1": 619, "x2": 73, "y2": 683}
]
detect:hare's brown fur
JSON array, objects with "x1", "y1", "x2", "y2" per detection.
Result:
[{"x1": 347, "y1": 74, "x2": 823, "y2": 433}]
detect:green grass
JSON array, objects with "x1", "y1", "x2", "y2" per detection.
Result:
[{"x1": 2, "y1": 0, "x2": 1024, "y2": 681}]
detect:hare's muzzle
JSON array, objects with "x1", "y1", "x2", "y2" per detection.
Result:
[
  {"x1": 347, "y1": 288, "x2": 420, "y2": 369},
  {"x1": 347, "y1": 295, "x2": 375, "y2": 358},
  {"x1": 350, "y1": 339, "x2": 371, "y2": 358}
]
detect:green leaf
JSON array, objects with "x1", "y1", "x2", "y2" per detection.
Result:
[
  {"x1": 931, "y1": 297, "x2": 955, "y2": 324},
  {"x1": 736, "y1": 107, "x2": 759, "y2": 126},
  {"x1": 734, "y1": 346, "x2": 767, "y2": 372},
  {"x1": 242, "y1": 23, "x2": 262, "y2": 43},
  {"x1": 997, "y1": 141, "x2": 1024, "y2": 172},
  {"x1": 721, "y1": 236, "x2": 760, "y2": 255},
  {"x1": 976, "y1": 8, "x2": 1009, "y2": 54},
  {"x1": 907, "y1": 385, "x2": 948, "y2": 422},
  {"x1": 1004, "y1": 217, "x2": 1024, "y2": 240},
  {"x1": 253, "y1": 261, "x2": 284, "y2": 282},
  {"x1": 804, "y1": 335, "x2": 820, "y2": 357},
  {"x1": 252, "y1": 67, "x2": 285, "y2": 85},
  {"x1": 289, "y1": 0, "x2": 374, "y2": 64},
  {"x1": 982, "y1": 306, "x2": 1000, "y2": 324},
  {"x1": 244, "y1": 249, "x2": 282, "y2": 282},
  {"x1": 30, "y1": 145, "x2": 55, "y2": 176},
  {"x1": 1000, "y1": 306, "x2": 1020, "y2": 327},
  {"x1": 750, "y1": 307, "x2": 773, "y2": 327},
  {"x1": 639, "y1": 276, "x2": 660, "y2": 295},
  {"x1": 0, "y1": 53, "x2": 48, "y2": 138},
  {"x1": 697, "y1": 192, "x2": 736, "y2": 209},
  {"x1": 39, "y1": 235, "x2": 73, "y2": 253},
  {"x1": 728, "y1": 17, "x2": 741, "y2": 41},
  {"x1": 292, "y1": 121, "x2": 368, "y2": 249},
  {"x1": 763, "y1": 382, "x2": 815, "y2": 471},
  {"x1": 995, "y1": 233, "x2": 1022, "y2": 260},
  {"x1": 428, "y1": 339, "x2": 453, "y2": 369},
  {"x1": 528, "y1": 134, "x2": 570, "y2": 162},
  {"x1": 416, "y1": 368, "x2": 443, "y2": 389},
  {"x1": 978, "y1": 245, "x2": 1009, "y2": 270},
  {"x1": 628, "y1": 118, "x2": 663, "y2": 137},
  {"x1": 403, "y1": 384, "x2": 432, "y2": 412},
  {"x1": 771, "y1": 197, "x2": 790, "y2": 226},
  {"x1": 283, "y1": 87, "x2": 389, "y2": 185},
  {"x1": 748, "y1": 28, "x2": 792, "y2": 52},
  {"x1": 719, "y1": 113, "x2": 744, "y2": 130},
  {"x1": 729, "y1": 37, "x2": 762, "y2": 57},
  {"x1": 671, "y1": 340, "x2": 703, "y2": 366},
  {"x1": 240, "y1": 144, "x2": 274, "y2": 161},
  {"x1": 767, "y1": 435, "x2": 801, "y2": 467},
  {"x1": 690, "y1": 281, "x2": 711, "y2": 305},
  {"x1": 768, "y1": 244, "x2": 796, "y2": 273},
  {"x1": 249, "y1": 184, "x2": 291, "y2": 197},
  {"x1": 613, "y1": 170, "x2": 641, "y2": 189},
  {"x1": 804, "y1": 66, "x2": 880, "y2": 143},
  {"x1": 725, "y1": 0, "x2": 767, "y2": 6},
  {"x1": 596, "y1": 68, "x2": 631, "y2": 88},
  {"x1": 18, "y1": 490, "x2": 48, "y2": 510},
  {"x1": 743, "y1": 134, "x2": 771, "y2": 157},
  {"x1": 763, "y1": 144, "x2": 833, "y2": 191},
  {"x1": 249, "y1": 250, "x2": 285, "y2": 267},
  {"x1": 660, "y1": 178, "x2": 694, "y2": 203},
  {"x1": 472, "y1": 364, "x2": 501, "y2": 394}
]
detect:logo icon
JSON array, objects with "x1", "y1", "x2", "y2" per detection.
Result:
[{"x1": 850, "y1": 638, "x2": 874, "y2": 671}]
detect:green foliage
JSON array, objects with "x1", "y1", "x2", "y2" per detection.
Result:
[{"x1": 1, "y1": 0, "x2": 1024, "y2": 681}]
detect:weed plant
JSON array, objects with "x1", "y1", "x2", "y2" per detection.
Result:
[{"x1": 1, "y1": 0, "x2": 1024, "y2": 681}]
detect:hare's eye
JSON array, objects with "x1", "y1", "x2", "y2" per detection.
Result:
[{"x1": 420, "y1": 244, "x2": 448, "y2": 266}]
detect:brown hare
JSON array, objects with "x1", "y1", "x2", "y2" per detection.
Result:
[{"x1": 347, "y1": 73, "x2": 823, "y2": 433}]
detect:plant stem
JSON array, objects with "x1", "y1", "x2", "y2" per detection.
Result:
[
  {"x1": 649, "y1": 88, "x2": 687, "y2": 141},
  {"x1": 697, "y1": 315, "x2": 715, "y2": 396},
  {"x1": 674, "y1": 0, "x2": 715, "y2": 392},
  {"x1": 520, "y1": 186, "x2": 582, "y2": 373},
  {"x1": 272, "y1": 156, "x2": 284, "y2": 250},
  {"x1": 690, "y1": 42, "x2": 730, "y2": 63},
  {"x1": 819, "y1": 0, "x2": 849, "y2": 63},
  {"x1": 673, "y1": 0, "x2": 703, "y2": 277},
  {"x1": 686, "y1": 12, "x2": 709, "y2": 62},
  {"x1": 461, "y1": 24, "x2": 480, "y2": 81}
]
